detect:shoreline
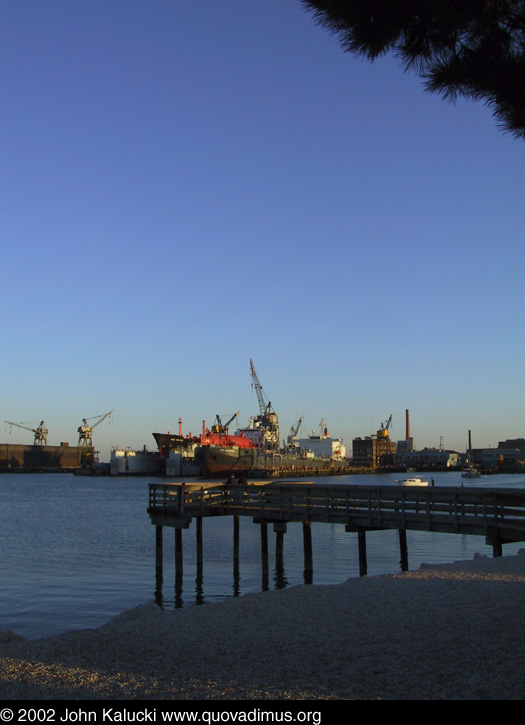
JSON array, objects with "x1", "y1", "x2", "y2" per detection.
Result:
[{"x1": 1, "y1": 551, "x2": 525, "y2": 700}]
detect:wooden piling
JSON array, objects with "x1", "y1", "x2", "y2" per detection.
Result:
[
  {"x1": 155, "y1": 525, "x2": 163, "y2": 576},
  {"x1": 357, "y1": 529, "x2": 367, "y2": 577},
  {"x1": 492, "y1": 539, "x2": 503, "y2": 557},
  {"x1": 260, "y1": 523, "x2": 269, "y2": 580},
  {"x1": 233, "y1": 515, "x2": 240, "y2": 564},
  {"x1": 155, "y1": 525, "x2": 163, "y2": 605},
  {"x1": 196, "y1": 516, "x2": 203, "y2": 567},
  {"x1": 274, "y1": 522, "x2": 287, "y2": 565},
  {"x1": 303, "y1": 522, "x2": 313, "y2": 581},
  {"x1": 399, "y1": 529, "x2": 409, "y2": 571},
  {"x1": 175, "y1": 528, "x2": 183, "y2": 575}
]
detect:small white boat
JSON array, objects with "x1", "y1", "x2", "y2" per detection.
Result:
[
  {"x1": 397, "y1": 476, "x2": 430, "y2": 487},
  {"x1": 461, "y1": 468, "x2": 481, "y2": 479}
]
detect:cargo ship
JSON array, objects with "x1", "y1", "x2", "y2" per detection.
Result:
[
  {"x1": 153, "y1": 415, "x2": 257, "y2": 476},
  {"x1": 198, "y1": 361, "x2": 350, "y2": 478},
  {"x1": 198, "y1": 444, "x2": 350, "y2": 478}
]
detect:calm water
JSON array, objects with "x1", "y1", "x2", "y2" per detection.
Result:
[{"x1": 0, "y1": 471, "x2": 524, "y2": 640}]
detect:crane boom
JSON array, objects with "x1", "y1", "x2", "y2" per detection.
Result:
[
  {"x1": 250, "y1": 359, "x2": 268, "y2": 417},
  {"x1": 5, "y1": 420, "x2": 48, "y2": 445}
]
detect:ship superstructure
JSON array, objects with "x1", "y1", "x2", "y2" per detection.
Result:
[{"x1": 298, "y1": 419, "x2": 347, "y2": 459}]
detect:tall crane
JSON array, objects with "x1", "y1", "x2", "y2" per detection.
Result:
[
  {"x1": 5, "y1": 420, "x2": 49, "y2": 445},
  {"x1": 210, "y1": 412, "x2": 239, "y2": 435},
  {"x1": 249, "y1": 359, "x2": 279, "y2": 449},
  {"x1": 286, "y1": 416, "x2": 304, "y2": 450},
  {"x1": 250, "y1": 359, "x2": 275, "y2": 418},
  {"x1": 78, "y1": 410, "x2": 113, "y2": 447}
]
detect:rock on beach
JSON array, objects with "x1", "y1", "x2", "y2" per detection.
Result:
[{"x1": 1, "y1": 552, "x2": 524, "y2": 700}]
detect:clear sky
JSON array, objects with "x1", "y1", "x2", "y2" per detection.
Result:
[{"x1": 2, "y1": 1, "x2": 524, "y2": 461}]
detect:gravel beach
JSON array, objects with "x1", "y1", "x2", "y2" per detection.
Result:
[{"x1": 1, "y1": 551, "x2": 524, "y2": 700}]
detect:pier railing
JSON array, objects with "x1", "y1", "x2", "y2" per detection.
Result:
[{"x1": 148, "y1": 482, "x2": 525, "y2": 546}]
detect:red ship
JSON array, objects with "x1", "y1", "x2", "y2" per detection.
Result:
[{"x1": 153, "y1": 414, "x2": 257, "y2": 457}]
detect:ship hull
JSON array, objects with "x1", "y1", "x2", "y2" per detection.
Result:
[
  {"x1": 198, "y1": 445, "x2": 350, "y2": 478},
  {"x1": 0, "y1": 443, "x2": 95, "y2": 472},
  {"x1": 110, "y1": 449, "x2": 164, "y2": 476},
  {"x1": 153, "y1": 432, "x2": 197, "y2": 453}
]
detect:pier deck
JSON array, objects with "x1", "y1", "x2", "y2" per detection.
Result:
[{"x1": 149, "y1": 481, "x2": 525, "y2": 548}]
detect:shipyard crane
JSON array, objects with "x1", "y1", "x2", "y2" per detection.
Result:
[
  {"x1": 377, "y1": 415, "x2": 393, "y2": 438},
  {"x1": 249, "y1": 359, "x2": 279, "y2": 449},
  {"x1": 78, "y1": 410, "x2": 113, "y2": 447},
  {"x1": 249, "y1": 359, "x2": 276, "y2": 419},
  {"x1": 5, "y1": 420, "x2": 49, "y2": 446},
  {"x1": 211, "y1": 412, "x2": 239, "y2": 435},
  {"x1": 286, "y1": 416, "x2": 304, "y2": 450}
]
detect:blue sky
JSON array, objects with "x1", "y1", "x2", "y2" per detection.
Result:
[{"x1": 1, "y1": 1, "x2": 524, "y2": 461}]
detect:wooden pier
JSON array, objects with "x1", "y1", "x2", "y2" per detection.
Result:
[{"x1": 148, "y1": 481, "x2": 525, "y2": 581}]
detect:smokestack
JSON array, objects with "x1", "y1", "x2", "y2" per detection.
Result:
[{"x1": 406, "y1": 409, "x2": 410, "y2": 440}]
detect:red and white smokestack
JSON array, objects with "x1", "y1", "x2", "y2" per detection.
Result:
[{"x1": 406, "y1": 409, "x2": 410, "y2": 440}]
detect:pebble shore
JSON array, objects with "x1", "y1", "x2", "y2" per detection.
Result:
[{"x1": 1, "y1": 552, "x2": 524, "y2": 700}]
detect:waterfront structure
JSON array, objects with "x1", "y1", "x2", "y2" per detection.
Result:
[
  {"x1": 352, "y1": 435, "x2": 397, "y2": 467},
  {"x1": 394, "y1": 447, "x2": 461, "y2": 470},
  {"x1": 148, "y1": 481, "x2": 525, "y2": 588},
  {"x1": 470, "y1": 446, "x2": 524, "y2": 471},
  {"x1": 499, "y1": 438, "x2": 525, "y2": 452}
]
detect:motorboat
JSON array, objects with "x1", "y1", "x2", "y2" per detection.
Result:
[
  {"x1": 396, "y1": 476, "x2": 430, "y2": 487},
  {"x1": 461, "y1": 467, "x2": 481, "y2": 479}
]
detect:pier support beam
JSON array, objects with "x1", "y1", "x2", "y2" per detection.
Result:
[
  {"x1": 492, "y1": 540, "x2": 503, "y2": 557},
  {"x1": 357, "y1": 529, "x2": 367, "y2": 577},
  {"x1": 196, "y1": 516, "x2": 203, "y2": 567},
  {"x1": 155, "y1": 525, "x2": 163, "y2": 577},
  {"x1": 155, "y1": 525, "x2": 163, "y2": 605},
  {"x1": 399, "y1": 529, "x2": 409, "y2": 572},
  {"x1": 303, "y1": 522, "x2": 313, "y2": 583},
  {"x1": 274, "y1": 522, "x2": 287, "y2": 566},
  {"x1": 260, "y1": 523, "x2": 269, "y2": 588},
  {"x1": 175, "y1": 528, "x2": 183, "y2": 576},
  {"x1": 233, "y1": 515, "x2": 240, "y2": 564}
]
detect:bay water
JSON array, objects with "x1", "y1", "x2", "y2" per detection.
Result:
[{"x1": 0, "y1": 471, "x2": 523, "y2": 640}]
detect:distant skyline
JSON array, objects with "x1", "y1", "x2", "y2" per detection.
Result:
[{"x1": 1, "y1": 1, "x2": 524, "y2": 462}]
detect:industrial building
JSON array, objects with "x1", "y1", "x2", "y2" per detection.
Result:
[
  {"x1": 394, "y1": 447, "x2": 461, "y2": 469},
  {"x1": 469, "y1": 439, "x2": 525, "y2": 471},
  {"x1": 352, "y1": 415, "x2": 397, "y2": 467}
]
